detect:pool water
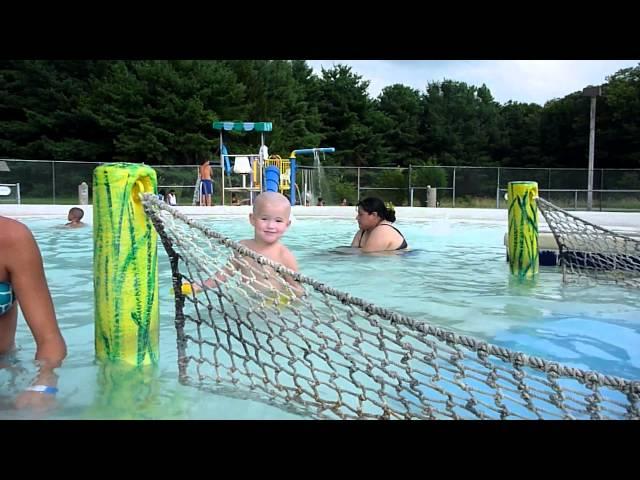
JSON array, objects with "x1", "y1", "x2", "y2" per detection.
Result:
[{"x1": 2, "y1": 215, "x2": 639, "y2": 419}]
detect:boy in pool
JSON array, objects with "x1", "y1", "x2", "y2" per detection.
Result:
[
  {"x1": 184, "y1": 191, "x2": 302, "y2": 299},
  {"x1": 64, "y1": 207, "x2": 86, "y2": 228},
  {"x1": 241, "y1": 191, "x2": 298, "y2": 270}
]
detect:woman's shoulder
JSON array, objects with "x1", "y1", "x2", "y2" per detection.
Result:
[
  {"x1": 375, "y1": 221, "x2": 397, "y2": 232},
  {"x1": 0, "y1": 217, "x2": 32, "y2": 245}
]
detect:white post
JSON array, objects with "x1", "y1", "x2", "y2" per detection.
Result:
[
  {"x1": 587, "y1": 96, "x2": 597, "y2": 211},
  {"x1": 583, "y1": 85, "x2": 601, "y2": 211},
  {"x1": 220, "y1": 130, "x2": 224, "y2": 206},
  {"x1": 452, "y1": 167, "x2": 456, "y2": 207},
  {"x1": 52, "y1": 161, "x2": 56, "y2": 204},
  {"x1": 78, "y1": 181, "x2": 89, "y2": 205},
  {"x1": 496, "y1": 167, "x2": 501, "y2": 208},
  {"x1": 427, "y1": 186, "x2": 437, "y2": 207}
]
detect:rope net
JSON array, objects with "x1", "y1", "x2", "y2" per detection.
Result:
[
  {"x1": 142, "y1": 194, "x2": 639, "y2": 420},
  {"x1": 537, "y1": 197, "x2": 640, "y2": 288}
]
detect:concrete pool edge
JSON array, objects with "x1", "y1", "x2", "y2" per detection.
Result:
[{"x1": 3, "y1": 204, "x2": 640, "y2": 231}]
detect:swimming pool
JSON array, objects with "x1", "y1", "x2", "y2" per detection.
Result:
[{"x1": 2, "y1": 215, "x2": 639, "y2": 419}]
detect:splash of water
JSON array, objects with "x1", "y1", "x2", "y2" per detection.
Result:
[{"x1": 313, "y1": 150, "x2": 333, "y2": 205}]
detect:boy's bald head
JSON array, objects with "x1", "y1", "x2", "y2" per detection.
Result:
[{"x1": 253, "y1": 192, "x2": 291, "y2": 216}]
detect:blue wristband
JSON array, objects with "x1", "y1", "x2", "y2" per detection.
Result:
[{"x1": 26, "y1": 385, "x2": 58, "y2": 395}]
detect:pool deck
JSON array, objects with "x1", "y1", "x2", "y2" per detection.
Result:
[{"x1": 2, "y1": 204, "x2": 640, "y2": 234}]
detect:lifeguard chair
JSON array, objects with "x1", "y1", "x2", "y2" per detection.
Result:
[
  {"x1": 212, "y1": 121, "x2": 272, "y2": 205},
  {"x1": 233, "y1": 156, "x2": 252, "y2": 188}
]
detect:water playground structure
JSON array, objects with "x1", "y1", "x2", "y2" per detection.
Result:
[{"x1": 206, "y1": 121, "x2": 334, "y2": 206}]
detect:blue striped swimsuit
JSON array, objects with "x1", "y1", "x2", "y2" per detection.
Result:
[{"x1": 0, "y1": 281, "x2": 16, "y2": 315}]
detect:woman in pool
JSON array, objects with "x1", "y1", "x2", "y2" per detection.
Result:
[
  {"x1": 351, "y1": 197, "x2": 408, "y2": 252},
  {"x1": 0, "y1": 215, "x2": 67, "y2": 410}
]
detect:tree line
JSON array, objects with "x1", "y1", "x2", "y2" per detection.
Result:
[{"x1": 1, "y1": 60, "x2": 639, "y2": 171}]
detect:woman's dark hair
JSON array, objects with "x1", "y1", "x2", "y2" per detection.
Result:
[{"x1": 356, "y1": 197, "x2": 396, "y2": 222}]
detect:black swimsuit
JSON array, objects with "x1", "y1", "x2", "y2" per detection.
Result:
[{"x1": 358, "y1": 224, "x2": 408, "y2": 250}]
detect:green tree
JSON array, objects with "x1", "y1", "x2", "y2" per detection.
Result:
[
  {"x1": 495, "y1": 101, "x2": 543, "y2": 167},
  {"x1": 598, "y1": 65, "x2": 640, "y2": 168},
  {"x1": 539, "y1": 92, "x2": 590, "y2": 168},
  {"x1": 421, "y1": 80, "x2": 501, "y2": 166},
  {"x1": 315, "y1": 65, "x2": 381, "y2": 166},
  {"x1": 0, "y1": 60, "x2": 107, "y2": 161},
  {"x1": 377, "y1": 84, "x2": 422, "y2": 166},
  {"x1": 83, "y1": 60, "x2": 247, "y2": 164}
]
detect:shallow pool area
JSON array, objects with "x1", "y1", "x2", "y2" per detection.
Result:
[{"x1": 2, "y1": 214, "x2": 639, "y2": 419}]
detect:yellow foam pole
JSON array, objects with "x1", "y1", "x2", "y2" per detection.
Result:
[
  {"x1": 93, "y1": 162, "x2": 159, "y2": 365},
  {"x1": 507, "y1": 181, "x2": 539, "y2": 278}
]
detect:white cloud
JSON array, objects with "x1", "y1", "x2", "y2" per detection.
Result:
[{"x1": 306, "y1": 60, "x2": 639, "y2": 105}]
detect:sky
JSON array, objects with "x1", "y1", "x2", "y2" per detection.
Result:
[{"x1": 306, "y1": 60, "x2": 639, "y2": 105}]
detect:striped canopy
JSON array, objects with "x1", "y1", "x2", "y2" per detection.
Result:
[{"x1": 212, "y1": 121, "x2": 272, "y2": 132}]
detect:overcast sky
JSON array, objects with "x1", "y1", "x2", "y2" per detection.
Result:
[{"x1": 306, "y1": 60, "x2": 639, "y2": 105}]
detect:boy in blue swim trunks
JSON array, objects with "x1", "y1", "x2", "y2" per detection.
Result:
[{"x1": 199, "y1": 158, "x2": 214, "y2": 206}]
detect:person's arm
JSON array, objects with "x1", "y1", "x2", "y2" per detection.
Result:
[
  {"x1": 8, "y1": 223, "x2": 66, "y2": 409},
  {"x1": 9, "y1": 224, "x2": 66, "y2": 369},
  {"x1": 187, "y1": 257, "x2": 237, "y2": 293},
  {"x1": 350, "y1": 230, "x2": 364, "y2": 247},
  {"x1": 279, "y1": 247, "x2": 305, "y2": 297}
]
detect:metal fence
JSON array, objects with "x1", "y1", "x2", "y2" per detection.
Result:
[
  {"x1": 315, "y1": 165, "x2": 640, "y2": 211},
  {"x1": 1, "y1": 159, "x2": 639, "y2": 211}
]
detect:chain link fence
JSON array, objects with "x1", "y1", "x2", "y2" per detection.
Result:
[{"x1": 1, "y1": 159, "x2": 639, "y2": 211}]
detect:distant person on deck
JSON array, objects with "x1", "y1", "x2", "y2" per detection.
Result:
[
  {"x1": 167, "y1": 190, "x2": 177, "y2": 206},
  {"x1": 199, "y1": 159, "x2": 214, "y2": 206}
]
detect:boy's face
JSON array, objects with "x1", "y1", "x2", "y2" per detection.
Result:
[{"x1": 250, "y1": 200, "x2": 291, "y2": 245}]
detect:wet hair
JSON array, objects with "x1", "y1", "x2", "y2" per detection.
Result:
[
  {"x1": 69, "y1": 207, "x2": 84, "y2": 220},
  {"x1": 356, "y1": 197, "x2": 396, "y2": 223}
]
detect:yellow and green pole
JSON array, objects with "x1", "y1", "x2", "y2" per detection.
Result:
[
  {"x1": 93, "y1": 162, "x2": 159, "y2": 366},
  {"x1": 507, "y1": 181, "x2": 539, "y2": 279}
]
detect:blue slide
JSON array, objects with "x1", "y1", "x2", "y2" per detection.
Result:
[
  {"x1": 221, "y1": 144, "x2": 231, "y2": 175},
  {"x1": 264, "y1": 165, "x2": 280, "y2": 192}
]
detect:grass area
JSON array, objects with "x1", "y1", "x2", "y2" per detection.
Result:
[{"x1": 18, "y1": 197, "x2": 87, "y2": 205}]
